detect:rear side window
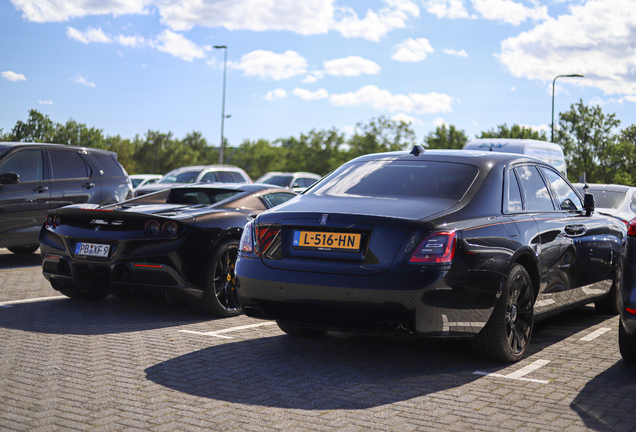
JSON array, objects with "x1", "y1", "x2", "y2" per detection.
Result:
[
  {"x1": 230, "y1": 172, "x2": 248, "y2": 183},
  {"x1": 310, "y1": 160, "x2": 478, "y2": 200},
  {"x1": 505, "y1": 169, "x2": 523, "y2": 213},
  {"x1": 49, "y1": 151, "x2": 89, "y2": 180},
  {"x1": 91, "y1": 152, "x2": 125, "y2": 177},
  {"x1": 515, "y1": 165, "x2": 554, "y2": 212},
  {"x1": 262, "y1": 192, "x2": 296, "y2": 208},
  {"x1": 540, "y1": 167, "x2": 582, "y2": 211},
  {"x1": 216, "y1": 171, "x2": 235, "y2": 183},
  {"x1": 0, "y1": 149, "x2": 44, "y2": 182}
]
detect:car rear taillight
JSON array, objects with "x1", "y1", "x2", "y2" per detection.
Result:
[
  {"x1": 45, "y1": 214, "x2": 61, "y2": 228},
  {"x1": 162, "y1": 221, "x2": 178, "y2": 236},
  {"x1": 409, "y1": 231, "x2": 457, "y2": 264},
  {"x1": 628, "y1": 218, "x2": 636, "y2": 236},
  {"x1": 626, "y1": 308, "x2": 636, "y2": 316},
  {"x1": 145, "y1": 220, "x2": 161, "y2": 235},
  {"x1": 256, "y1": 225, "x2": 280, "y2": 256},
  {"x1": 239, "y1": 220, "x2": 256, "y2": 254}
]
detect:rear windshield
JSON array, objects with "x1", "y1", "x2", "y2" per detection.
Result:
[
  {"x1": 159, "y1": 169, "x2": 201, "y2": 184},
  {"x1": 167, "y1": 188, "x2": 242, "y2": 205},
  {"x1": 309, "y1": 160, "x2": 478, "y2": 200},
  {"x1": 578, "y1": 188, "x2": 626, "y2": 209}
]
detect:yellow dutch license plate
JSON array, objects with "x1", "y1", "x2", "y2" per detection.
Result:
[{"x1": 293, "y1": 231, "x2": 361, "y2": 251}]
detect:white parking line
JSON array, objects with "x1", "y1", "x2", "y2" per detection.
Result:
[
  {"x1": 474, "y1": 359, "x2": 551, "y2": 384},
  {"x1": 579, "y1": 327, "x2": 611, "y2": 342},
  {"x1": 179, "y1": 321, "x2": 277, "y2": 338},
  {"x1": 441, "y1": 314, "x2": 485, "y2": 335},
  {"x1": 0, "y1": 296, "x2": 67, "y2": 307}
]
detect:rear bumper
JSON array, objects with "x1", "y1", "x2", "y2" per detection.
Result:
[{"x1": 236, "y1": 257, "x2": 501, "y2": 337}]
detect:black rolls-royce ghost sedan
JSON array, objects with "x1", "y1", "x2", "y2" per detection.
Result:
[
  {"x1": 235, "y1": 147, "x2": 626, "y2": 362},
  {"x1": 39, "y1": 183, "x2": 296, "y2": 316}
]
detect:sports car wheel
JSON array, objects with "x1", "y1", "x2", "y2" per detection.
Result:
[
  {"x1": 594, "y1": 273, "x2": 620, "y2": 315},
  {"x1": 50, "y1": 278, "x2": 108, "y2": 301},
  {"x1": 472, "y1": 264, "x2": 534, "y2": 363},
  {"x1": 619, "y1": 320, "x2": 636, "y2": 363},
  {"x1": 7, "y1": 245, "x2": 39, "y2": 255},
  {"x1": 191, "y1": 238, "x2": 242, "y2": 317},
  {"x1": 276, "y1": 320, "x2": 328, "y2": 338}
]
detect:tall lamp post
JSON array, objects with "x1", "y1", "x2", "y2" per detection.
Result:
[
  {"x1": 551, "y1": 74, "x2": 583, "y2": 143},
  {"x1": 214, "y1": 45, "x2": 228, "y2": 164}
]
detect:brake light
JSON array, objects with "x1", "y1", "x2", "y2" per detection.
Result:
[
  {"x1": 626, "y1": 308, "x2": 636, "y2": 316},
  {"x1": 628, "y1": 218, "x2": 636, "y2": 236},
  {"x1": 256, "y1": 225, "x2": 280, "y2": 256},
  {"x1": 409, "y1": 231, "x2": 457, "y2": 264},
  {"x1": 239, "y1": 220, "x2": 255, "y2": 253}
]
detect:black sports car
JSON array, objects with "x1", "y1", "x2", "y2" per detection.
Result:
[
  {"x1": 236, "y1": 147, "x2": 626, "y2": 362},
  {"x1": 619, "y1": 218, "x2": 636, "y2": 362},
  {"x1": 39, "y1": 183, "x2": 297, "y2": 316}
]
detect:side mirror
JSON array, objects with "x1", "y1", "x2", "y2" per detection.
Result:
[
  {"x1": 584, "y1": 192, "x2": 595, "y2": 216},
  {"x1": 0, "y1": 172, "x2": 19, "y2": 185}
]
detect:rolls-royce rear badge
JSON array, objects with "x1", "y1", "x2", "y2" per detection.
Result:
[{"x1": 320, "y1": 214, "x2": 329, "y2": 226}]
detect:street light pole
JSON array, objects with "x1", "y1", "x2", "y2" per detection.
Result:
[
  {"x1": 552, "y1": 74, "x2": 583, "y2": 143},
  {"x1": 214, "y1": 45, "x2": 227, "y2": 164}
]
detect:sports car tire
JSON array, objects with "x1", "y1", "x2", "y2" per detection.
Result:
[
  {"x1": 50, "y1": 278, "x2": 108, "y2": 301},
  {"x1": 594, "y1": 275, "x2": 619, "y2": 315},
  {"x1": 276, "y1": 320, "x2": 328, "y2": 338},
  {"x1": 7, "y1": 245, "x2": 39, "y2": 255},
  {"x1": 619, "y1": 320, "x2": 636, "y2": 363},
  {"x1": 472, "y1": 264, "x2": 534, "y2": 363},
  {"x1": 190, "y1": 238, "x2": 242, "y2": 317}
]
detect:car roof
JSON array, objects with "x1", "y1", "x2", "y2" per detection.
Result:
[
  {"x1": 166, "y1": 164, "x2": 246, "y2": 173},
  {"x1": 572, "y1": 183, "x2": 635, "y2": 192},
  {"x1": 171, "y1": 183, "x2": 291, "y2": 193},
  {"x1": 0, "y1": 141, "x2": 116, "y2": 156},
  {"x1": 259, "y1": 171, "x2": 320, "y2": 177}
]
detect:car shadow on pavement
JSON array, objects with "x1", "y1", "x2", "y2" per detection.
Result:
[
  {"x1": 0, "y1": 250, "x2": 42, "y2": 269},
  {"x1": 570, "y1": 361, "x2": 636, "y2": 431},
  {"x1": 0, "y1": 296, "x2": 212, "y2": 335},
  {"x1": 144, "y1": 306, "x2": 615, "y2": 411}
]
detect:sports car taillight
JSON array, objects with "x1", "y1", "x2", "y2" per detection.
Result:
[
  {"x1": 239, "y1": 220, "x2": 256, "y2": 253},
  {"x1": 145, "y1": 220, "x2": 161, "y2": 235},
  {"x1": 45, "y1": 214, "x2": 61, "y2": 228},
  {"x1": 162, "y1": 221, "x2": 178, "y2": 236},
  {"x1": 628, "y1": 218, "x2": 636, "y2": 236},
  {"x1": 626, "y1": 307, "x2": 636, "y2": 316},
  {"x1": 409, "y1": 231, "x2": 457, "y2": 264}
]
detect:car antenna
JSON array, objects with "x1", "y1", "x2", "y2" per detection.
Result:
[{"x1": 410, "y1": 145, "x2": 425, "y2": 156}]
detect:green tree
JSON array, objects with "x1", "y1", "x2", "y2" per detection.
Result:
[
  {"x1": 424, "y1": 124, "x2": 468, "y2": 149},
  {"x1": 605, "y1": 124, "x2": 636, "y2": 186},
  {"x1": 51, "y1": 118, "x2": 106, "y2": 148},
  {"x1": 477, "y1": 123, "x2": 547, "y2": 141},
  {"x1": 347, "y1": 116, "x2": 416, "y2": 160},
  {"x1": 556, "y1": 100, "x2": 621, "y2": 183},
  {"x1": 3, "y1": 109, "x2": 55, "y2": 142}
]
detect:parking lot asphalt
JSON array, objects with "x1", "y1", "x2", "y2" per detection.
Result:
[{"x1": 1, "y1": 248, "x2": 636, "y2": 431}]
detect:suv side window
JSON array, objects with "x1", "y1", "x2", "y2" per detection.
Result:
[
  {"x1": 50, "y1": 151, "x2": 89, "y2": 179},
  {"x1": 540, "y1": 166, "x2": 582, "y2": 211},
  {"x1": 91, "y1": 152, "x2": 125, "y2": 177},
  {"x1": 515, "y1": 165, "x2": 554, "y2": 212},
  {"x1": 0, "y1": 150, "x2": 44, "y2": 182}
]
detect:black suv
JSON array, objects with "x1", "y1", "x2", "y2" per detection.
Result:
[{"x1": 0, "y1": 142, "x2": 133, "y2": 254}]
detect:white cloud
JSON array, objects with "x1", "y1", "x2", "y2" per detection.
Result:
[
  {"x1": 423, "y1": 0, "x2": 548, "y2": 24},
  {"x1": 66, "y1": 26, "x2": 112, "y2": 44},
  {"x1": 323, "y1": 56, "x2": 380, "y2": 77},
  {"x1": 510, "y1": 86, "x2": 516, "y2": 91},
  {"x1": 424, "y1": 0, "x2": 470, "y2": 19},
  {"x1": 116, "y1": 34, "x2": 148, "y2": 48},
  {"x1": 331, "y1": 0, "x2": 420, "y2": 41},
  {"x1": 302, "y1": 74, "x2": 320, "y2": 83},
  {"x1": 293, "y1": 87, "x2": 329, "y2": 100},
  {"x1": 264, "y1": 88, "x2": 288, "y2": 100},
  {"x1": 13, "y1": 0, "x2": 418, "y2": 41},
  {"x1": 229, "y1": 50, "x2": 307, "y2": 80},
  {"x1": 391, "y1": 113, "x2": 422, "y2": 125},
  {"x1": 155, "y1": 30, "x2": 208, "y2": 62},
  {"x1": 392, "y1": 38, "x2": 434, "y2": 62},
  {"x1": 522, "y1": 123, "x2": 549, "y2": 132},
  {"x1": 443, "y1": 48, "x2": 467, "y2": 58},
  {"x1": 329, "y1": 85, "x2": 455, "y2": 113},
  {"x1": 433, "y1": 117, "x2": 447, "y2": 127},
  {"x1": 1, "y1": 71, "x2": 26, "y2": 81},
  {"x1": 38, "y1": 100, "x2": 54, "y2": 105},
  {"x1": 73, "y1": 75, "x2": 96, "y2": 87},
  {"x1": 471, "y1": 0, "x2": 548, "y2": 25},
  {"x1": 498, "y1": 0, "x2": 636, "y2": 95},
  {"x1": 12, "y1": 0, "x2": 148, "y2": 22}
]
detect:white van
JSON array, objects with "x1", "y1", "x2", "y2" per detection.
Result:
[{"x1": 463, "y1": 138, "x2": 567, "y2": 176}]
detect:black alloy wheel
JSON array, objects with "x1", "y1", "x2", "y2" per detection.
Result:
[
  {"x1": 619, "y1": 320, "x2": 636, "y2": 363},
  {"x1": 191, "y1": 238, "x2": 242, "y2": 317},
  {"x1": 472, "y1": 264, "x2": 535, "y2": 362}
]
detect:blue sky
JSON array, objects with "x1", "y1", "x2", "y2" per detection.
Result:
[{"x1": 2, "y1": 0, "x2": 635, "y2": 148}]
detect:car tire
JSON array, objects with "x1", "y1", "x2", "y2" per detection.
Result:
[
  {"x1": 619, "y1": 320, "x2": 636, "y2": 363},
  {"x1": 276, "y1": 320, "x2": 328, "y2": 338},
  {"x1": 50, "y1": 278, "x2": 108, "y2": 301},
  {"x1": 190, "y1": 238, "x2": 242, "y2": 317},
  {"x1": 7, "y1": 245, "x2": 39, "y2": 255},
  {"x1": 472, "y1": 264, "x2": 534, "y2": 363},
  {"x1": 594, "y1": 276, "x2": 620, "y2": 315}
]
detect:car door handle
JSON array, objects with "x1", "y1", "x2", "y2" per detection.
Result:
[
  {"x1": 32, "y1": 186, "x2": 49, "y2": 193},
  {"x1": 565, "y1": 224, "x2": 586, "y2": 236},
  {"x1": 82, "y1": 182, "x2": 96, "y2": 189}
]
